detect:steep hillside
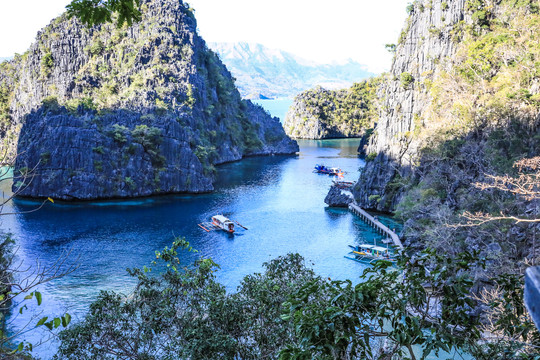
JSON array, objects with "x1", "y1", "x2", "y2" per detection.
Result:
[
  {"x1": 284, "y1": 79, "x2": 380, "y2": 139},
  {"x1": 0, "y1": 0, "x2": 298, "y2": 200},
  {"x1": 350, "y1": 0, "x2": 540, "y2": 266},
  {"x1": 209, "y1": 42, "x2": 374, "y2": 99},
  {"x1": 353, "y1": 0, "x2": 471, "y2": 210}
]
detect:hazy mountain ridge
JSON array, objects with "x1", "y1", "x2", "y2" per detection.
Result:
[{"x1": 209, "y1": 42, "x2": 374, "y2": 99}]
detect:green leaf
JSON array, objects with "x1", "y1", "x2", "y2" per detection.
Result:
[
  {"x1": 36, "y1": 316, "x2": 48, "y2": 326},
  {"x1": 54, "y1": 317, "x2": 61, "y2": 328},
  {"x1": 62, "y1": 313, "x2": 71, "y2": 327},
  {"x1": 35, "y1": 291, "x2": 42, "y2": 306}
]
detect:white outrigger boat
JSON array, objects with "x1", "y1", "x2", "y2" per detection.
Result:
[
  {"x1": 211, "y1": 215, "x2": 235, "y2": 233},
  {"x1": 345, "y1": 244, "x2": 395, "y2": 264},
  {"x1": 198, "y1": 215, "x2": 248, "y2": 234}
]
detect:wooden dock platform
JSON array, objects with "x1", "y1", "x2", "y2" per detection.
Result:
[{"x1": 348, "y1": 203, "x2": 404, "y2": 250}]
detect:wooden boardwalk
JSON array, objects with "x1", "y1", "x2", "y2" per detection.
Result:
[{"x1": 348, "y1": 203, "x2": 404, "y2": 250}]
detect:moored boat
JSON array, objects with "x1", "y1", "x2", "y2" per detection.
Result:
[
  {"x1": 212, "y1": 215, "x2": 235, "y2": 233},
  {"x1": 198, "y1": 215, "x2": 248, "y2": 234},
  {"x1": 345, "y1": 244, "x2": 396, "y2": 264},
  {"x1": 314, "y1": 164, "x2": 344, "y2": 176}
]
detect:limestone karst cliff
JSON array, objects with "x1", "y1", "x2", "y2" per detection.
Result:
[
  {"x1": 284, "y1": 80, "x2": 379, "y2": 140},
  {"x1": 0, "y1": 0, "x2": 298, "y2": 200},
  {"x1": 343, "y1": 0, "x2": 540, "y2": 270},
  {"x1": 347, "y1": 0, "x2": 540, "y2": 258},
  {"x1": 353, "y1": 0, "x2": 471, "y2": 210}
]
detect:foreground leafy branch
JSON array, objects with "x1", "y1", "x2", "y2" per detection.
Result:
[
  {"x1": 55, "y1": 239, "x2": 540, "y2": 359},
  {"x1": 66, "y1": 0, "x2": 142, "y2": 28}
]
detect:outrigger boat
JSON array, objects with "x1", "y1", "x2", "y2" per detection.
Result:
[
  {"x1": 344, "y1": 244, "x2": 396, "y2": 264},
  {"x1": 314, "y1": 164, "x2": 344, "y2": 176},
  {"x1": 198, "y1": 215, "x2": 248, "y2": 234}
]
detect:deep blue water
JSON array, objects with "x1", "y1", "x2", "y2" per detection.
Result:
[
  {"x1": 0, "y1": 99, "x2": 409, "y2": 358},
  {"x1": 1, "y1": 136, "x2": 408, "y2": 358}
]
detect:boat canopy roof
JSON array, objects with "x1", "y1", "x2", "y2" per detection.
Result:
[
  {"x1": 212, "y1": 215, "x2": 233, "y2": 224},
  {"x1": 372, "y1": 246, "x2": 389, "y2": 252},
  {"x1": 359, "y1": 244, "x2": 375, "y2": 249}
]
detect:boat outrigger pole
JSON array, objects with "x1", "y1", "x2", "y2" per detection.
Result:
[
  {"x1": 198, "y1": 224, "x2": 210, "y2": 232},
  {"x1": 234, "y1": 220, "x2": 248, "y2": 230}
]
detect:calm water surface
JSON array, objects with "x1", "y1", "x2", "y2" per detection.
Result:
[
  {"x1": 253, "y1": 98, "x2": 294, "y2": 121},
  {"x1": 2, "y1": 99, "x2": 405, "y2": 358},
  {"x1": 3, "y1": 137, "x2": 405, "y2": 358}
]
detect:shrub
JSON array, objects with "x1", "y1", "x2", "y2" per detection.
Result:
[
  {"x1": 92, "y1": 146, "x2": 105, "y2": 154},
  {"x1": 131, "y1": 125, "x2": 162, "y2": 151},
  {"x1": 132, "y1": 125, "x2": 165, "y2": 167},
  {"x1": 93, "y1": 160, "x2": 103, "y2": 172},
  {"x1": 406, "y1": 3, "x2": 414, "y2": 14},
  {"x1": 111, "y1": 124, "x2": 129, "y2": 143},
  {"x1": 42, "y1": 96, "x2": 60, "y2": 112},
  {"x1": 400, "y1": 72, "x2": 414, "y2": 89},
  {"x1": 89, "y1": 39, "x2": 104, "y2": 55},
  {"x1": 40, "y1": 152, "x2": 51, "y2": 165},
  {"x1": 40, "y1": 51, "x2": 54, "y2": 77},
  {"x1": 66, "y1": 97, "x2": 96, "y2": 114},
  {"x1": 124, "y1": 177, "x2": 136, "y2": 190},
  {"x1": 366, "y1": 152, "x2": 378, "y2": 161}
]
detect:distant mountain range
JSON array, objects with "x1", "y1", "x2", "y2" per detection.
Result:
[{"x1": 209, "y1": 42, "x2": 374, "y2": 99}]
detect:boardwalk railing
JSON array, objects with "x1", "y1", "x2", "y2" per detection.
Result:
[{"x1": 348, "y1": 203, "x2": 404, "y2": 250}]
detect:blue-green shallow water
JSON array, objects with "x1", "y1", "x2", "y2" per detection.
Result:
[
  {"x1": 253, "y1": 98, "x2": 293, "y2": 121},
  {"x1": 2, "y1": 138, "x2": 404, "y2": 358}
]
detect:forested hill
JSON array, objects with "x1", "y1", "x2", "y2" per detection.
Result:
[
  {"x1": 0, "y1": 0, "x2": 298, "y2": 200},
  {"x1": 210, "y1": 42, "x2": 374, "y2": 99},
  {"x1": 283, "y1": 79, "x2": 380, "y2": 139}
]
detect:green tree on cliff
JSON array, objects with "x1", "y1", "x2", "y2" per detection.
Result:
[{"x1": 67, "y1": 0, "x2": 142, "y2": 27}]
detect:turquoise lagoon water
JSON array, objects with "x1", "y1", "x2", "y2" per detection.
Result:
[
  {"x1": 1, "y1": 101, "x2": 402, "y2": 358},
  {"x1": 254, "y1": 98, "x2": 294, "y2": 121}
]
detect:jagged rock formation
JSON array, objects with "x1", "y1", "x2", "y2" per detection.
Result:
[
  {"x1": 0, "y1": 0, "x2": 298, "y2": 200},
  {"x1": 209, "y1": 42, "x2": 374, "y2": 99},
  {"x1": 284, "y1": 80, "x2": 379, "y2": 139},
  {"x1": 324, "y1": 186, "x2": 353, "y2": 208},
  {"x1": 353, "y1": 0, "x2": 469, "y2": 210},
  {"x1": 347, "y1": 0, "x2": 540, "y2": 265}
]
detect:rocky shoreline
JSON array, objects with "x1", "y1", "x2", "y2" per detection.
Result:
[{"x1": 324, "y1": 185, "x2": 354, "y2": 208}]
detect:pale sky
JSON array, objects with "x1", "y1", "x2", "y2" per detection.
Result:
[{"x1": 0, "y1": 0, "x2": 408, "y2": 73}]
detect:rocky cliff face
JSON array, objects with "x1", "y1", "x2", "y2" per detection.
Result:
[
  {"x1": 1, "y1": 0, "x2": 298, "y2": 200},
  {"x1": 284, "y1": 81, "x2": 378, "y2": 140},
  {"x1": 353, "y1": 0, "x2": 468, "y2": 210}
]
